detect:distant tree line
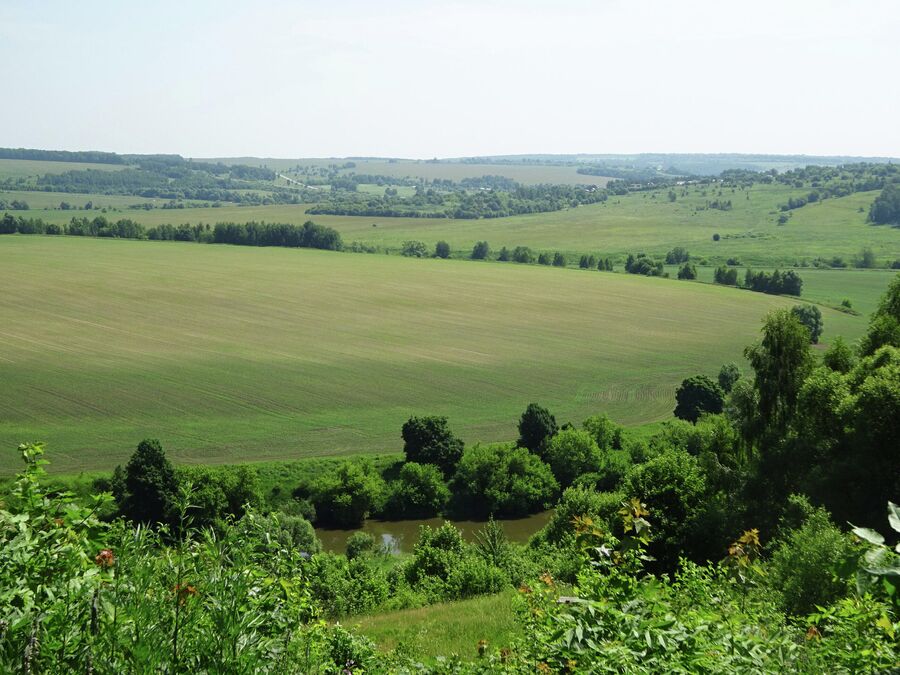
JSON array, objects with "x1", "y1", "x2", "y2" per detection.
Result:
[{"x1": 0, "y1": 147, "x2": 126, "y2": 164}]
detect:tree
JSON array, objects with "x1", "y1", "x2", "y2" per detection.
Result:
[
  {"x1": 544, "y1": 429, "x2": 603, "y2": 487},
  {"x1": 552, "y1": 252, "x2": 567, "y2": 267},
  {"x1": 434, "y1": 241, "x2": 450, "y2": 259},
  {"x1": 744, "y1": 309, "x2": 813, "y2": 434},
  {"x1": 121, "y1": 438, "x2": 178, "y2": 525},
  {"x1": 517, "y1": 403, "x2": 558, "y2": 455},
  {"x1": 790, "y1": 304, "x2": 823, "y2": 344},
  {"x1": 537, "y1": 252, "x2": 551, "y2": 265},
  {"x1": 673, "y1": 376, "x2": 724, "y2": 423},
  {"x1": 717, "y1": 363, "x2": 741, "y2": 393},
  {"x1": 856, "y1": 247, "x2": 877, "y2": 269},
  {"x1": 401, "y1": 416, "x2": 464, "y2": 476},
  {"x1": 384, "y1": 462, "x2": 450, "y2": 518},
  {"x1": 471, "y1": 241, "x2": 490, "y2": 259},
  {"x1": 677, "y1": 262, "x2": 697, "y2": 280}
]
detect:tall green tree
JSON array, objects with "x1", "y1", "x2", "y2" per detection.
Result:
[
  {"x1": 744, "y1": 310, "x2": 813, "y2": 434},
  {"x1": 517, "y1": 403, "x2": 558, "y2": 455},
  {"x1": 121, "y1": 438, "x2": 178, "y2": 525}
]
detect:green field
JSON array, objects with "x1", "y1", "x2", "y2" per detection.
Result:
[
  {"x1": 5, "y1": 182, "x2": 896, "y2": 267},
  {"x1": 0, "y1": 235, "x2": 868, "y2": 475}
]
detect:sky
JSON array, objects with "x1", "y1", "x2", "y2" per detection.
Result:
[{"x1": 1, "y1": 0, "x2": 899, "y2": 159}]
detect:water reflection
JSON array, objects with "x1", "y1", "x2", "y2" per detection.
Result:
[{"x1": 315, "y1": 510, "x2": 553, "y2": 555}]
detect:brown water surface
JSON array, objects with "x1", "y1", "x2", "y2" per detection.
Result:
[{"x1": 315, "y1": 510, "x2": 553, "y2": 554}]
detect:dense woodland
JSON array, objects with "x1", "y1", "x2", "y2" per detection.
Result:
[{"x1": 2, "y1": 274, "x2": 899, "y2": 672}]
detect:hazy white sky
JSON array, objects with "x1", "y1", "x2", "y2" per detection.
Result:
[{"x1": 2, "y1": 0, "x2": 898, "y2": 159}]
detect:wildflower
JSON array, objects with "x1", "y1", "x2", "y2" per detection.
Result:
[
  {"x1": 94, "y1": 549, "x2": 115, "y2": 568},
  {"x1": 537, "y1": 662, "x2": 552, "y2": 674},
  {"x1": 518, "y1": 584, "x2": 532, "y2": 594},
  {"x1": 173, "y1": 583, "x2": 198, "y2": 605},
  {"x1": 539, "y1": 572, "x2": 554, "y2": 587}
]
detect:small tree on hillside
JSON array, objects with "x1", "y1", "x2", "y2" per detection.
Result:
[
  {"x1": 434, "y1": 241, "x2": 451, "y2": 259},
  {"x1": 673, "y1": 376, "x2": 724, "y2": 424},
  {"x1": 471, "y1": 241, "x2": 490, "y2": 260}
]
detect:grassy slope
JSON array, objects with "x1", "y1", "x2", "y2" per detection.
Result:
[
  {"x1": 0, "y1": 158, "x2": 127, "y2": 180},
  {"x1": 5, "y1": 184, "x2": 897, "y2": 267},
  {"x1": 353, "y1": 590, "x2": 521, "y2": 661},
  {"x1": 0, "y1": 235, "x2": 858, "y2": 475}
]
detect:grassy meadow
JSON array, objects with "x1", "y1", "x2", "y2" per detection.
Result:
[
  {"x1": 0, "y1": 235, "x2": 863, "y2": 475},
  {"x1": 4, "y1": 182, "x2": 897, "y2": 267},
  {"x1": 354, "y1": 590, "x2": 521, "y2": 660}
]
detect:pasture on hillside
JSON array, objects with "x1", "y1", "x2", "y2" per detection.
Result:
[
  {"x1": 203, "y1": 157, "x2": 610, "y2": 186},
  {"x1": 4, "y1": 182, "x2": 896, "y2": 267},
  {"x1": 0, "y1": 158, "x2": 128, "y2": 181},
  {"x1": 0, "y1": 235, "x2": 866, "y2": 475}
]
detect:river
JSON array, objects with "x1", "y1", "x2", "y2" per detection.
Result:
[{"x1": 315, "y1": 510, "x2": 553, "y2": 555}]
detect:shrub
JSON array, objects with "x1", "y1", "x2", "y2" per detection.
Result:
[
  {"x1": 383, "y1": 461, "x2": 450, "y2": 518},
  {"x1": 544, "y1": 429, "x2": 603, "y2": 487},
  {"x1": 823, "y1": 336, "x2": 854, "y2": 373},
  {"x1": 677, "y1": 262, "x2": 697, "y2": 280},
  {"x1": 717, "y1": 362, "x2": 741, "y2": 393},
  {"x1": 346, "y1": 531, "x2": 376, "y2": 560},
  {"x1": 582, "y1": 413, "x2": 623, "y2": 451},
  {"x1": 532, "y1": 487, "x2": 624, "y2": 547},
  {"x1": 471, "y1": 240, "x2": 490, "y2": 259},
  {"x1": 451, "y1": 443, "x2": 558, "y2": 517},
  {"x1": 401, "y1": 240, "x2": 428, "y2": 257},
  {"x1": 768, "y1": 495, "x2": 854, "y2": 615},
  {"x1": 309, "y1": 461, "x2": 385, "y2": 527},
  {"x1": 401, "y1": 415, "x2": 464, "y2": 476},
  {"x1": 434, "y1": 240, "x2": 450, "y2": 258},
  {"x1": 623, "y1": 450, "x2": 707, "y2": 569},
  {"x1": 267, "y1": 513, "x2": 322, "y2": 555},
  {"x1": 665, "y1": 247, "x2": 690, "y2": 264},
  {"x1": 512, "y1": 246, "x2": 535, "y2": 263}
]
